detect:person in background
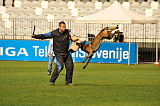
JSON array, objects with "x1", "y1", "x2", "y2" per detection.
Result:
[
  {"x1": 119, "y1": 32, "x2": 124, "y2": 43},
  {"x1": 46, "y1": 39, "x2": 55, "y2": 75},
  {"x1": 113, "y1": 32, "x2": 124, "y2": 43}
]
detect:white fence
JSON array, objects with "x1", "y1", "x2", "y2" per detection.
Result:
[{"x1": 0, "y1": 18, "x2": 159, "y2": 63}]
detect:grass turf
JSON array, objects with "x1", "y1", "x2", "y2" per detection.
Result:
[{"x1": 0, "y1": 61, "x2": 160, "y2": 106}]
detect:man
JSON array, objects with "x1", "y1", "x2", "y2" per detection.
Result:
[{"x1": 32, "y1": 21, "x2": 75, "y2": 86}]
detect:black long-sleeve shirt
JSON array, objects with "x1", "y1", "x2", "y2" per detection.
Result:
[{"x1": 33, "y1": 28, "x2": 74, "y2": 54}]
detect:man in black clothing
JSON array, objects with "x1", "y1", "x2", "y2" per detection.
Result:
[{"x1": 32, "y1": 21, "x2": 75, "y2": 86}]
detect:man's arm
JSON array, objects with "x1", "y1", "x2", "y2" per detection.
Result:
[
  {"x1": 69, "y1": 32, "x2": 80, "y2": 42},
  {"x1": 68, "y1": 31, "x2": 79, "y2": 42},
  {"x1": 69, "y1": 31, "x2": 75, "y2": 37},
  {"x1": 32, "y1": 32, "x2": 53, "y2": 39}
]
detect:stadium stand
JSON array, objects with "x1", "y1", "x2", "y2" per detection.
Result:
[
  {"x1": 0, "y1": 1, "x2": 159, "y2": 19},
  {"x1": 0, "y1": 0, "x2": 160, "y2": 40}
]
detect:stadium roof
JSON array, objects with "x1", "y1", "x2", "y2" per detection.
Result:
[{"x1": 76, "y1": 1, "x2": 156, "y2": 24}]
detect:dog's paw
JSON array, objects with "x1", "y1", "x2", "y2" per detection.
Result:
[{"x1": 83, "y1": 66, "x2": 86, "y2": 69}]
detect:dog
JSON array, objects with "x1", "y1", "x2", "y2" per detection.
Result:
[{"x1": 76, "y1": 25, "x2": 120, "y2": 69}]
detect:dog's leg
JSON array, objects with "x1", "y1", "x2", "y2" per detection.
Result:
[
  {"x1": 83, "y1": 51, "x2": 93, "y2": 69},
  {"x1": 82, "y1": 44, "x2": 92, "y2": 63},
  {"x1": 83, "y1": 55, "x2": 92, "y2": 69},
  {"x1": 82, "y1": 56, "x2": 88, "y2": 63}
]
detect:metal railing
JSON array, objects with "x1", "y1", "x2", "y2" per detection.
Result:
[{"x1": 0, "y1": 18, "x2": 159, "y2": 63}]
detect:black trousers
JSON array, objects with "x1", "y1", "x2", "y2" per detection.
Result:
[{"x1": 50, "y1": 53, "x2": 74, "y2": 84}]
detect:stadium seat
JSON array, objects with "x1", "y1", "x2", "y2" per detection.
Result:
[
  {"x1": 75, "y1": 2, "x2": 85, "y2": 9},
  {"x1": 34, "y1": 15, "x2": 46, "y2": 20},
  {"x1": 41, "y1": 1, "x2": 48, "y2": 8},
  {"x1": 132, "y1": 8, "x2": 145, "y2": 15},
  {"x1": 2, "y1": 13, "x2": 9, "y2": 21},
  {"x1": 47, "y1": 14, "x2": 54, "y2": 22},
  {"x1": 84, "y1": 8, "x2": 97, "y2": 15},
  {"x1": 62, "y1": 14, "x2": 73, "y2": 19},
  {"x1": 84, "y1": 2, "x2": 95, "y2": 9},
  {"x1": 141, "y1": 8, "x2": 146, "y2": 14},
  {"x1": 57, "y1": 1, "x2": 67, "y2": 8},
  {"x1": 95, "y1": 2, "x2": 102, "y2": 9},
  {"x1": 0, "y1": 0, "x2": 2, "y2": 6},
  {"x1": 6, "y1": 7, "x2": 15, "y2": 13},
  {"x1": 122, "y1": 2, "x2": 130, "y2": 10},
  {"x1": 32, "y1": 1, "x2": 41, "y2": 8},
  {"x1": 42, "y1": 8, "x2": 53, "y2": 15},
  {"x1": 68, "y1": 1, "x2": 75, "y2": 9},
  {"x1": 90, "y1": 8, "x2": 99, "y2": 14},
  {"x1": 0, "y1": 21, "x2": 4, "y2": 33},
  {"x1": 151, "y1": 2, "x2": 159, "y2": 10},
  {"x1": 157, "y1": 9, "x2": 160, "y2": 17},
  {"x1": 0, "y1": 6, "x2": 6, "y2": 14},
  {"x1": 4, "y1": 0, "x2": 12, "y2": 6},
  {"x1": 6, "y1": 7, "x2": 25, "y2": 14},
  {"x1": 71, "y1": 8, "x2": 78, "y2": 16},
  {"x1": 59, "y1": 8, "x2": 70, "y2": 14},
  {"x1": 35, "y1": 7, "x2": 42, "y2": 16},
  {"x1": 23, "y1": 7, "x2": 34, "y2": 14},
  {"x1": 140, "y1": 2, "x2": 150, "y2": 9},
  {"x1": 49, "y1": 1, "x2": 58, "y2": 8},
  {"x1": 102, "y1": 2, "x2": 111, "y2": 9},
  {"x1": 25, "y1": 13, "x2": 35, "y2": 19},
  {"x1": 50, "y1": 8, "x2": 70, "y2": 15},
  {"x1": 9, "y1": 13, "x2": 16, "y2": 18},
  {"x1": 73, "y1": 0, "x2": 80, "y2": 2},
  {"x1": 5, "y1": 28, "x2": 13, "y2": 36},
  {"x1": 14, "y1": 0, "x2": 21, "y2": 8},
  {"x1": 4, "y1": 20, "x2": 12, "y2": 28},
  {"x1": 145, "y1": 9, "x2": 153, "y2": 16},
  {"x1": 78, "y1": 9, "x2": 88, "y2": 16},
  {"x1": 128, "y1": 0, "x2": 135, "y2": 2},
  {"x1": 49, "y1": 8, "x2": 59, "y2": 14},
  {"x1": 130, "y1": 2, "x2": 140, "y2": 9},
  {"x1": 152, "y1": 9, "x2": 159, "y2": 17},
  {"x1": 21, "y1": 1, "x2": 31, "y2": 7}
]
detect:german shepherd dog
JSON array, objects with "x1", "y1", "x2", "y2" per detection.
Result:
[{"x1": 77, "y1": 25, "x2": 120, "y2": 69}]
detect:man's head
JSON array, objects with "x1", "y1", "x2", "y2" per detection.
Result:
[{"x1": 59, "y1": 21, "x2": 66, "y2": 32}]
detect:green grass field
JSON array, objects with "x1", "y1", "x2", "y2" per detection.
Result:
[{"x1": 0, "y1": 61, "x2": 160, "y2": 106}]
